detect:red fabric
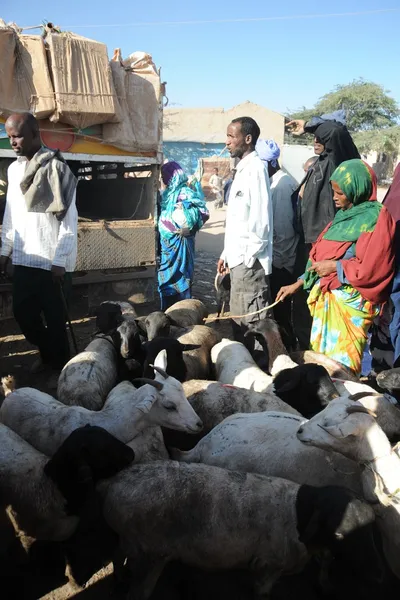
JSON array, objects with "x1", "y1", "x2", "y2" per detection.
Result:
[
  {"x1": 309, "y1": 207, "x2": 396, "y2": 304},
  {"x1": 363, "y1": 161, "x2": 378, "y2": 201},
  {"x1": 384, "y1": 163, "x2": 400, "y2": 223}
]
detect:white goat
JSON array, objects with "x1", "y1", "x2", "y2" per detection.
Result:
[
  {"x1": 97, "y1": 461, "x2": 379, "y2": 599},
  {"x1": 57, "y1": 336, "x2": 118, "y2": 410},
  {"x1": 171, "y1": 411, "x2": 362, "y2": 495},
  {"x1": 297, "y1": 397, "x2": 400, "y2": 580},
  {"x1": 1, "y1": 355, "x2": 202, "y2": 457},
  {"x1": 211, "y1": 339, "x2": 274, "y2": 392},
  {"x1": 163, "y1": 380, "x2": 300, "y2": 451},
  {"x1": 0, "y1": 422, "x2": 79, "y2": 542},
  {"x1": 183, "y1": 379, "x2": 300, "y2": 429}
]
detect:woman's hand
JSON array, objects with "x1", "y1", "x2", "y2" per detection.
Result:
[
  {"x1": 275, "y1": 280, "x2": 303, "y2": 302},
  {"x1": 286, "y1": 119, "x2": 306, "y2": 136},
  {"x1": 308, "y1": 260, "x2": 337, "y2": 277}
]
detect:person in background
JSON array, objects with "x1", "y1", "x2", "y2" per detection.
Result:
[
  {"x1": 303, "y1": 156, "x2": 318, "y2": 175},
  {"x1": 0, "y1": 112, "x2": 78, "y2": 385},
  {"x1": 209, "y1": 167, "x2": 224, "y2": 209},
  {"x1": 276, "y1": 159, "x2": 395, "y2": 376},
  {"x1": 287, "y1": 112, "x2": 360, "y2": 349},
  {"x1": 158, "y1": 161, "x2": 209, "y2": 310},
  {"x1": 217, "y1": 116, "x2": 272, "y2": 345},
  {"x1": 256, "y1": 138, "x2": 298, "y2": 348}
]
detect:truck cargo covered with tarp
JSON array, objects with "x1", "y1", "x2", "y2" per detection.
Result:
[{"x1": 0, "y1": 20, "x2": 165, "y2": 318}]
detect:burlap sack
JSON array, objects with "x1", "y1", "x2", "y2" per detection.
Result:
[
  {"x1": 47, "y1": 32, "x2": 119, "y2": 129},
  {"x1": 0, "y1": 28, "x2": 55, "y2": 119},
  {"x1": 103, "y1": 51, "x2": 161, "y2": 152},
  {"x1": 102, "y1": 61, "x2": 135, "y2": 150},
  {"x1": 0, "y1": 27, "x2": 16, "y2": 117},
  {"x1": 18, "y1": 35, "x2": 55, "y2": 119}
]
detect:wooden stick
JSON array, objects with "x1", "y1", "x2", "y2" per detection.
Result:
[{"x1": 204, "y1": 298, "x2": 282, "y2": 322}]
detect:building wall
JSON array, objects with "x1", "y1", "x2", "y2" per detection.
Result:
[
  {"x1": 164, "y1": 101, "x2": 285, "y2": 147},
  {"x1": 163, "y1": 141, "x2": 228, "y2": 175},
  {"x1": 280, "y1": 144, "x2": 316, "y2": 184}
]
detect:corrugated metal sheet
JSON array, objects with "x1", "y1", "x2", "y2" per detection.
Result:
[{"x1": 76, "y1": 220, "x2": 155, "y2": 271}]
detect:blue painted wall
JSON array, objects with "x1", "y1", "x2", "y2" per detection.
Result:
[{"x1": 163, "y1": 141, "x2": 228, "y2": 174}]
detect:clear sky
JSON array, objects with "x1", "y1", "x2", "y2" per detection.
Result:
[{"x1": 2, "y1": 1, "x2": 400, "y2": 116}]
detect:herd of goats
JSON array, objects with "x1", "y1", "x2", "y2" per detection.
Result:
[{"x1": 3, "y1": 297, "x2": 400, "y2": 599}]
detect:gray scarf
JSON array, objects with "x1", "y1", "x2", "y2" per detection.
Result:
[{"x1": 20, "y1": 147, "x2": 77, "y2": 221}]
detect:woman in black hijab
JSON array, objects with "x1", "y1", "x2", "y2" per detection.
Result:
[{"x1": 286, "y1": 113, "x2": 360, "y2": 349}]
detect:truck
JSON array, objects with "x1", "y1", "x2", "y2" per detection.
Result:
[{"x1": 0, "y1": 24, "x2": 165, "y2": 320}]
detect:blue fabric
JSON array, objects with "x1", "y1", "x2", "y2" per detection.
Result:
[
  {"x1": 160, "y1": 288, "x2": 191, "y2": 311},
  {"x1": 158, "y1": 234, "x2": 195, "y2": 299},
  {"x1": 158, "y1": 169, "x2": 208, "y2": 302},
  {"x1": 256, "y1": 139, "x2": 280, "y2": 168},
  {"x1": 320, "y1": 110, "x2": 347, "y2": 125},
  {"x1": 336, "y1": 245, "x2": 356, "y2": 285},
  {"x1": 159, "y1": 170, "x2": 208, "y2": 241},
  {"x1": 390, "y1": 265, "x2": 400, "y2": 365}
]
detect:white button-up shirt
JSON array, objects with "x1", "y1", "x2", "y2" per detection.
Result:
[
  {"x1": 221, "y1": 151, "x2": 273, "y2": 274},
  {"x1": 270, "y1": 170, "x2": 299, "y2": 273},
  {"x1": 1, "y1": 157, "x2": 78, "y2": 272}
]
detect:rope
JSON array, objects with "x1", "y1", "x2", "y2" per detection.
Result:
[{"x1": 204, "y1": 298, "x2": 282, "y2": 322}]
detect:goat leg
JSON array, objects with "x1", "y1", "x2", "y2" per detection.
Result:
[{"x1": 127, "y1": 555, "x2": 169, "y2": 600}]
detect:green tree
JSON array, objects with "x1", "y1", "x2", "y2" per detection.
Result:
[
  {"x1": 315, "y1": 80, "x2": 399, "y2": 131},
  {"x1": 353, "y1": 126, "x2": 400, "y2": 154},
  {"x1": 287, "y1": 79, "x2": 400, "y2": 150}
]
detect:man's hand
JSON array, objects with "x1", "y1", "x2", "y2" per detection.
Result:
[
  {"x1": 275, "y1": 280, "x2": 303, "y2": 302},
  {"x1": 51, "y1": 265, "x2": 66, "y2": 282},
  {"x1": 217, "y1": 259, "x2": 228, "y2": 275},
  {"x1": 308, "y1": 260, "x2": 337, "y2": 277},
  {"x1": 286, "y1": 119, "x2": 306, "y2": 136},
  {"x1": 0, "y1": 255, "x2": 10, "y2": 275}
]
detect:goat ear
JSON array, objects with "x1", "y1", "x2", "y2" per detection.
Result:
[
  {"x1": 134, "y1": 317, "x2": 147, "y2": 335},
  {"x1": 135, "y1": 388, "x2": 158, "y2": 414},
  {"x1": 346, "y1": 403, "x2": 377, "y2": 418},
  {"x1": 274, "y1": 369, "x2": 302, "y2": 393},
  {"x1": 299, "y1": 509, "x2": 321, "y2": 546}
]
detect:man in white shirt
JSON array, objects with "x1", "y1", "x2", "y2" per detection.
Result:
[
  {"x1": 0, "y1": 113, "x2": 78, "y2": 379},
  {"x1": 217, "y1": 116, "x2": 272, "y2": 344},
  {"x1": 256, "y1": 139, "x2": 299, "y2": 348},
  {"x1": 209, "y1": 167, "x2": 224, "y2": 209}
]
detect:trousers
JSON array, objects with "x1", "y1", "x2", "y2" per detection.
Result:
[
  {"x1": 12, "y1": 266, "x2": 72, "y2": 369},
  {"x1": 229, "y1": 260, "x2": 271, "y2": 350}
]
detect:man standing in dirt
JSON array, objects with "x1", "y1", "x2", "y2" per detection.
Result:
[
  {"x1": 217, "y1": 116, "x2": 272, "y2": 344},
  {"x1": 0, "y1": 112, "x2": 78, "y2": 385}
]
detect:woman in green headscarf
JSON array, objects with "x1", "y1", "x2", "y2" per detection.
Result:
[{"x1": 276, "y1": 159, "x2": 396, "y2": 375}]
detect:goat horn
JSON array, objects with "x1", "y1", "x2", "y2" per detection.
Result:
[
  {"x1": 149, "y1": 365, "x2": 169, "y2": 379},
  {"x1": 348, "y1": 391, "x2": 380, "y2": 401},
  {"x1": 131, "y1": 378, "x2": 163, "y2": 391},
  {"x1": 346, "y1": 405, "x2": 377, "y2": 418}
]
